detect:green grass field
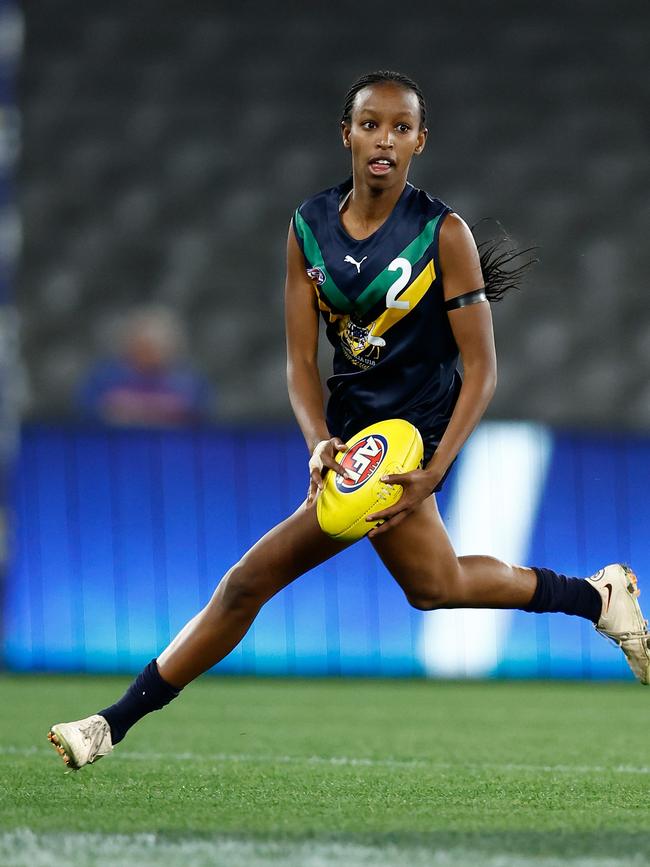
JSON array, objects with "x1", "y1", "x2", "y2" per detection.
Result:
[{"x1": 1, "y1": 675, "x2": 650, "y2": 866}]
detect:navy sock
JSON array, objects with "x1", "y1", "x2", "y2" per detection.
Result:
[
  {"x1": 523, "y1": 567, "x2": 602, "y2": 623},
  {"x1": 98, "y1": 659, "x2": 182, "y2": 744}
]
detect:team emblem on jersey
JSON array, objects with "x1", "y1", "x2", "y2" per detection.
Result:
[
  {"x1": 307, "y1": 267, "x2": 326, "y2": 285},
  {"x1": 335, "y1": 434, "x2": 387, "y2": 493},
  {"x1": 338, "y1": 317, "x2": 386, "y2": 369}
]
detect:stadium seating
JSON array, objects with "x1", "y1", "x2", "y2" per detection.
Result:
[{"x1": 17, "y1": 0, "x2": 650, "y2": 427}]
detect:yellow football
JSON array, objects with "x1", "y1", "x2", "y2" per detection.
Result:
[{"x1": 316, "y1": 418, "x2": 424, "y2": 542}]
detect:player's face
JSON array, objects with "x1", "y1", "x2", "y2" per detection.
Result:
[{"x1": 341, "y1": 83, "x2": 427, "y2": 190}]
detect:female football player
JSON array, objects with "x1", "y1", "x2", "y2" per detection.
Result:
[{"x1": 49, "y1": 71, "x2": 649, "y2": 770}]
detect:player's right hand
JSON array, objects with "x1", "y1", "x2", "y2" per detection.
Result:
[{"x1": 307, "y1": 437, "x2": 348, "y2": 504}]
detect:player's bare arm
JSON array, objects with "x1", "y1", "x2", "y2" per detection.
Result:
[
  {"x1": 284, "y1": 224, "x2": 346, "y2": 500},
  {"x1": 429, "y1": 212, "x2": 497, "y2": 478},
  {"x1": 367, "y1": 214, "x2": 496, "y2": 536}
]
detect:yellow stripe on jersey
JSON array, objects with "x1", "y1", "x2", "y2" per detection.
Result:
[
  {"x1": 316, "y1": 260, "x2": 437, "y2": 361},
  {"x1": 368, "y1": 258, "x2": 436, "y2": 340},
  {"x1": 315, "y1": 292, "x2": 346, "y2": 323}
]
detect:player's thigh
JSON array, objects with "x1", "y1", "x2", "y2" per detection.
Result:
[
  {"x1": 369, "y1": 495, "x2": 460, "y2": 605},
  {"x1": 226, "y1": 500, "x2": 350, "y2": 604}
]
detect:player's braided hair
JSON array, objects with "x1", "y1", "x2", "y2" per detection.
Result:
[
  {"x1": 341, "y1": 70, "x2": 427, "y2": 129},
  {"x1": 473, "y1": 221, "x2": 539, "y2": 302}
]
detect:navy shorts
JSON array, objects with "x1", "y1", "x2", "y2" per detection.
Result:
[{"x1": 420, "y1": 428, "x2": 456, "y2": 493}]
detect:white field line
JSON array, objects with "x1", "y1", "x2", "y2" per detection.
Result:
[
  {"x1": 1, "y1": 830, "x2": 649, "y2": 867},
  {"x1": 3, "y1": 745, "x2": 650, "y2": 776}
]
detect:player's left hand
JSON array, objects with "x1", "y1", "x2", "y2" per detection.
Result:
[
  {"x1": 366, "y1": 468, "x2": 439, "y2": 538},
  {"x1": 306, "y1": 436, "x2": 348, "y2": 505}
]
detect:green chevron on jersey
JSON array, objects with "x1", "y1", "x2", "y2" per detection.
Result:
[
  {"x1": 353, "y1": 212, "x2": 444, "y2": 315},
  {"x1": 293, "y1": 210, "x2": 353, "y2": 312}
]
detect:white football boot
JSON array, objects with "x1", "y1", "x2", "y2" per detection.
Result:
[
  {"x1": 586, "y1": 564, "x2": 650, "y2": 684},
  {"x1": 48, "y1": 714, "x2": 113, "y2": 770}
]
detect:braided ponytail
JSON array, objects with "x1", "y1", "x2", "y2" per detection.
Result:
[{"x1": 474, "y1": 222, "x2": 538, "y2": 302}]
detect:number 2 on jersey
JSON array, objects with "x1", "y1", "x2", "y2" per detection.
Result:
[{"x1": 386, "y1": 258, "x2": 412, "y2": 310}]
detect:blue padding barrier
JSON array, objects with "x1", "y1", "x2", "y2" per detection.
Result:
[{"x1": 4, "y1": 423, "x2": 650, "y2": 679}]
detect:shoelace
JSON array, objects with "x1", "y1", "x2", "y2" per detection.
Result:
[
  {"x1": 78, "y1": 720, "x2": 108, "y2": 751},
  {"x1": 595, "y1": 625, "x2": 650, "y2": 648},
  {"x1": 376, "y1": 479, "x2": 401, "y2": 502},
  {"x1": 376, "y1": 484, "x2": 392, "y2": 502}
]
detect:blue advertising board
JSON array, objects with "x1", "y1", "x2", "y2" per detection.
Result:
[{"x1": 4, "y1": 422, "x2": 649, "y2": 679}]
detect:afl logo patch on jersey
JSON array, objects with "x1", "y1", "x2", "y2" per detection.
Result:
[
  {"x1": 335, "y1": 434, "x2": 387, "y2": 493},
  {"x1": 307, "y1": 267, "x2": 326, "y2": 286}
]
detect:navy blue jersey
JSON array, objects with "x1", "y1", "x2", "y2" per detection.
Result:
[{"x1": 292, "y1": 177, "x2": 461, "y2": 450}]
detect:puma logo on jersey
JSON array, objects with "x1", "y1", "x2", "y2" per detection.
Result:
[{"x1": 344, "y1": 255, "x2": 367, "y2": 274}]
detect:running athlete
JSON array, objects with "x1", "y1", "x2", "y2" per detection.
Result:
[{"x1": 48, "y1": 71, "x2": 650, "y2": 770}]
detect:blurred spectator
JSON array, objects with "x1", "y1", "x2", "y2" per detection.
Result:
[{"x1": 76, "y1": 306, "x2": 213, "y2": 427}]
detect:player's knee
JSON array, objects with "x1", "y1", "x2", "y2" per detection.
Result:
[
  {"x1": 218, "y1": 563, "x2": 264, "y2": 614},
  {"x1": 405, "y1": 588, "x2": 447, "y2": 611},
  {"x1": 403, "y1": 566, "x2": 461, "y2": 610}
]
